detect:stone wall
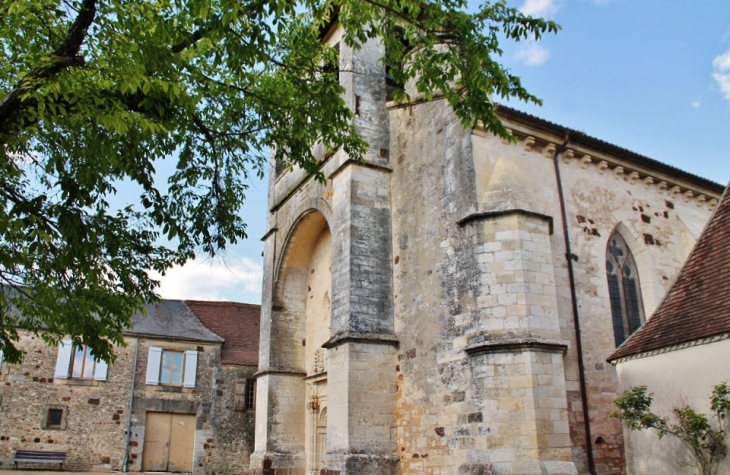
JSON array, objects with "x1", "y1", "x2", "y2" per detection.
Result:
[
  {"x1": 0, "y1": 332, "x2": 133, "y2": 471},
  {"x1": 0, "y1": 333, "x2": 256, "y2": 474},
  {"x1": 385, "y1": 98, "x2": 720, "y2": 475}
]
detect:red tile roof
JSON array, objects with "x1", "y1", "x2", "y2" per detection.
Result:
[
  {"x1": 184, "y1": 300, "x2": 260, "y2": 366},
  {"x1": 608, "y1": 183, "x2": 730, "y2": 362}
]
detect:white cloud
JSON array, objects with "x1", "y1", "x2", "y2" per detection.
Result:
[
  {"x1": 713, "y1": 49, "x2": 730, "y2": 103},
  {"x1": 152, "y1": 256, "x2": 263, "y2": 302},
  {"x1": 520, "y1": 0, "x2": 560, "y2": 17},
  {"x1": 515, "y1": 41, "x2": 551, "y2": 66},
  {"x1": 691, "y1": 98, "x2": 702, "y2": 109}
]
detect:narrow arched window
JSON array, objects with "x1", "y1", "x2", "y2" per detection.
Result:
[{"x1": 606, "y1": 232, "x2": 645, "y2": 347}]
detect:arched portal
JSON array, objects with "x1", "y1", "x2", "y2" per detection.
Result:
[{"x1": 264, "y1": 210, "x2": 331, "y2": 474}]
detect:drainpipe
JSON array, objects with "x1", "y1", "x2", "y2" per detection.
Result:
[
  {"x1": 551, "y1": 132, "x2": 597, "y2": 475},
  {"x1": 122, "y1": 336, "x2": 140, "y2": 472}
]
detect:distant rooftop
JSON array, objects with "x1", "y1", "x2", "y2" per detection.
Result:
[
  {"x1": 184, "y1": 300, "x2": 260, "y2": 366},
  {"x1": 128, "y1": 300, "x2": 223, "y2": 343}
]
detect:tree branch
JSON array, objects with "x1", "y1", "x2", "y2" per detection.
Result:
[{"x1": 0, "y1": 0, "x2": 97, "y2": 139}]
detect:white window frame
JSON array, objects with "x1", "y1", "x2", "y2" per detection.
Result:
[
  {"x1": 145, "y1": 346, "x2": 197, "y2": 388},
  {"x1": 54, "y1": 340, "x2": 108, "y2": 381}
]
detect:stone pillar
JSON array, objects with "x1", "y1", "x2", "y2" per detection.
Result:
[
  {"x1": 461, "y1": 210, "x2": 578, "y2": 475},
  {"x1": 322, "y1": 163, "x2": 399, "y2": 475},
  {"x1": 250, "y1": 371, "x2": 307, "y2": 475},
  {"x1": 251, "y1": 215, "x2": 309, "y2": 475},
  {"x1": 253, "y1": 25, "x2": 398, "y2": 475}
]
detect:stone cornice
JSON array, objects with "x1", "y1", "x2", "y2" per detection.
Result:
[
  {"x1": 322, "y1": 332, "x2": 399, "y2": 349},
  {"x1": 466, "y1": 337, "x2": 569, "y2": 356},
  {"x1": 253, "y1": 367, "x2": 307, "y2": 378},
  {"x1": 457, "y1": 209, "x2": 554, "y2": 234},
  {"x1": 260, "y1": 226, "x2": 278, "y2": 241},
  {"x1": 474, "y1": 106, "x2": 723, "y2": 208}
]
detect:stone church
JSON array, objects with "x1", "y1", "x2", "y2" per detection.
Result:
[{"x1": 251, "y1": 19, "x2": 724, "y2": 475}]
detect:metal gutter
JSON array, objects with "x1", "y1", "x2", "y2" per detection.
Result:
[
  {"x1": 122, "y1": 336, "x2": 140, "y2": 472},
  {"x1": 551, "y1": 132, "x2": 597, "y2": 475}
]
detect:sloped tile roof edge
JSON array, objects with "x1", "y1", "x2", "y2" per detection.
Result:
[
  {"x1": 125, "y1": 300, "x2": 224, "y2": 343},
  {"x1": 609, "y1": 333, "x2": 730, "y2": 365},
  {"x1": 607, "y1": 182, "x2": 730, "y2": 362}
]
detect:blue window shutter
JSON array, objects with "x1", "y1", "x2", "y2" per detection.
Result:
[
  {"x1": 146, "y1": 346, "x2": 162, "y2": 385},
  {"x1": 183, "y1": 350, "x2": 198, "y2": 388},
  {"x1": 94, "y1": 357, "x2": 109, "y2": 381},
  {"x1": 54, "y1": 340, "x2": 73, "y2": 379}
]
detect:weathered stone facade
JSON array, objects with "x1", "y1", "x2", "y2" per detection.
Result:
[
  {"x1": 254, "y1": 23, "x2": 723, "y2": 475},
  {"x1": 0, "y1": 301, "x2": 259, "y2": 474}
]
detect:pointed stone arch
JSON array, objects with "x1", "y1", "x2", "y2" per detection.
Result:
[
  {"x1": 269, "y1": 209, "x2": 332, "y2": 370},
  {"x1": 256, "y1": 208, "x2": 333, "y2": 474},
  {"x1": 608, "y1": 222, "x2": 662, "y2": 317}
]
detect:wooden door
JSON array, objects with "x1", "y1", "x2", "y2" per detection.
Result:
[
  {"x1": 142, "y1": 412, "x2": 195, "y2": 472},
  {"x1": 168, "y1": 414, "x2": 195, "y2": 472},
  {"x1": 314, "y1": 408, "x2": 327, "y2": 471},
  {"x1": 142, "y1": 412, "x2": 171, "y2": 471}
]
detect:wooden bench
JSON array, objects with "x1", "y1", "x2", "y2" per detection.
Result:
[{"x1": 13, "y1": 450, "x2": 66, "y2": 470}]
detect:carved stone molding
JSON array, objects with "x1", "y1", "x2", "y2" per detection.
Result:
[
  {"x1": 580, "y1": 154, "x2": 592, "y2": 168},
  {"x1": 562, "y1": 149, "x2": 574, "y2": 163},
  {"x1": 543, "y1": 143, "x2": 556, "y2": 157},
  {"x1": 523, "y1": 135, "x2": 535, "y2": 151}
]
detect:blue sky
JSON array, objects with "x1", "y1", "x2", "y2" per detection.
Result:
[{"x1": 155, "y1": 0, "x2": 730, "y2": 304}]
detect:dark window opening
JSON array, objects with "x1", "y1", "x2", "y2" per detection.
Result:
[
  {"x1": 245, "y1": 379, "x2": 256, "y2": 410},
  {"x1": 385, "y1": 27, "x2": 410, "y2": 100},
  {"x1": 47, "y1": 409, "x2": 63, "y2": 428},
  {"x1": 606, "y1": 232, "x2": 646, "y2": 347},
  {"x1": 323, "y1": 41, "x2": 340, "y2": 83}
]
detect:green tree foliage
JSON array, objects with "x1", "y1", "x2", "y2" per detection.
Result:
[
  {"x1": 0, "y1": 0, "x2": 558, "y2": 363},
  {"x1": 612, "y1": 383, "x2": 730, "y2": 475}
]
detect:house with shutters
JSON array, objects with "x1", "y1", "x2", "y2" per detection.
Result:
[{"x1": 0, "y1": 299, "x2": 260, "y2": 474}]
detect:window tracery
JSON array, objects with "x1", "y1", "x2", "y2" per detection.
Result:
[{"x1": 606, "y1": 231, "x2": 645, "y2": 347}]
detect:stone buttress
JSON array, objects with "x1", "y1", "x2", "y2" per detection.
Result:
[{"x1": 251, "y1": 25, "x2": 399, "y2": 475}]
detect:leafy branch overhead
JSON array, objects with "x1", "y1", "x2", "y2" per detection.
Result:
[
  {"x1": 0, "y1": 0, "x2": 558, "y2": 363},
  {"x1": 612, "y1": 383, "x2": 730, "y2": 475}
]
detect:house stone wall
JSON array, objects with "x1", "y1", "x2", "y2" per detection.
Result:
[
  {"x1": 0, "y1": 333, "x2": 256, "y2": 474},
  {"x1": 0, "y1": 331, "x2": 134, "y2": 471}
]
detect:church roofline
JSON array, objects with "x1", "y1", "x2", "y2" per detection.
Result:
[{"x1": 494, "y1": 104, "x2": 724, "y2": 196}]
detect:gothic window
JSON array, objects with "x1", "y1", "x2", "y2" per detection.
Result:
[{"x1": 606, "y1": 232, "x2": 645, "y2": 347}]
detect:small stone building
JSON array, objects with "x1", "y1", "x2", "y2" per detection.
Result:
[
  {"x1": 252, "y1": 19, "x2": 726, "y2": 475},
  {"x1": 0, "y1": 299, "x2": 260, "y2": 474},
  {"x1": 608, "y1": 184, "x2": 730, "y2": 474}
]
